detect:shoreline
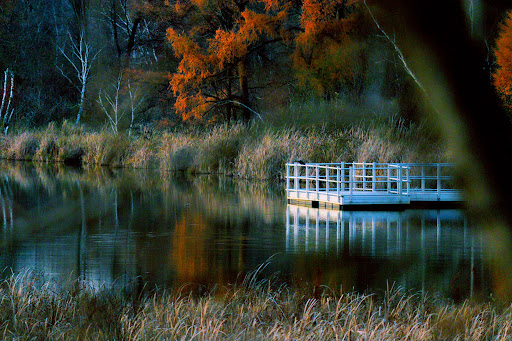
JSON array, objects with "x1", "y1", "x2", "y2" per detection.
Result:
[{"x1": 0, "y1": 119, "x2": 446, "y2": 181}]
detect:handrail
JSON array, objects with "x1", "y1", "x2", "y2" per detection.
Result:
[{"x1": 285, "y1": 162, "x2": 457, "y2": 198}]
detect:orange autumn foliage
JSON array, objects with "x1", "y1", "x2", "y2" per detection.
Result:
[
  {"x1": 294, "y1": 0, "x2": 363, "y2": 97},
  {"x1": 167, "y1": 0, "x2": 290, "y2": 121},
  {"x1": 493, "y1": 10, "x2": 512, "y2": 112},
  {"x1": 167, "y1": 0, "x2": 364, "y2": 121}
]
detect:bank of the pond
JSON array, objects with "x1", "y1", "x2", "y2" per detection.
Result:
[
  {"x1": 0, "y1": 271, "x2": 510, "y2": 340},
  {"x1": 0, "y1": 118, "x2": 446, "y2": 180}
]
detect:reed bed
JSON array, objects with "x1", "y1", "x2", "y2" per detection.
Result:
[
  {"x1": 0, "y1": 270, "x2": 510, "y2": 340},
  {"x1": 0, "y1": 118, "x2": 446, "y2": 180}
]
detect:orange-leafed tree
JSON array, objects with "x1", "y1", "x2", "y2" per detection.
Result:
[
  {"x1": 166, "y1": 0, "x2": 365, "y2": 122},
  {"x1": 167, "y1": 0, "x2": 291, "y2": 122},
  {"x1": 493, "y1": 10, "x2": 512, "y2": 113},
  {"x1": 293, "y1": 0, "x2": 365, "y2": 100}
]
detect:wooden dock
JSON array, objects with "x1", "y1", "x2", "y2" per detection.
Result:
[{"x1": 285, "y1": 162, "x2": 463, "y2": 209}]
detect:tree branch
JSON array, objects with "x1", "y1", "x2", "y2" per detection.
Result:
[{"x1": 363, "y1": 0, "x2": 428, "y2": 97}]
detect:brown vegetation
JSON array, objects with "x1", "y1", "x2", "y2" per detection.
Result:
[
  {"x1": 1, "y1": 270, "x2": 510, "y2": 340},
  {"x1": 0, "y1": 118, "x2": 446, "y2": 180}
]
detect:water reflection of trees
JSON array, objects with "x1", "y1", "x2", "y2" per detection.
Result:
[
  {"x1": 0, "y1": 161, "x2": 496, "y2": 300},
  {"x1": 0, "y1": 162, "x2": 285, "y2": 289}
]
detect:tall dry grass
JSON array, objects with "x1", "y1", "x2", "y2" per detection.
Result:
[
  {"x1": 0, "y1": 270, "x2": 510, "y2": 340},
  {"x1": 0, "y1": 117, "x2": 447, "y2": 179}
]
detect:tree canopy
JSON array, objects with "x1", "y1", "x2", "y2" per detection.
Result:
[
  {"x1": 0, "y1": 0, "x2": 446, "y2": 129},
  {"x1": 166, "y1": 0, "x2": 366, "y2": 122},
  {"x1": 493, "y1": 9, "x2": 512, "y2": 113}
]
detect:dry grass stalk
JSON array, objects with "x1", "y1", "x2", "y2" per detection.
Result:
[{"x1": 0, "y1": 270, "x2": 510, "y2": 340}]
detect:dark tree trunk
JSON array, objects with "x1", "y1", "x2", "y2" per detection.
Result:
[{"x1": 238, "y1": 59, "x2": 250, "y2": 121}]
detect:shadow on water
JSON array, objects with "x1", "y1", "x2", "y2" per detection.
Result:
[{"x1": 0, "y1": 161, "x2": 501, "y2": 300}]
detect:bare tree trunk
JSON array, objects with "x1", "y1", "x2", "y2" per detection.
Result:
[
  {"x1": 77, "y1": 76, "x2": 86, "y2": 124},
  {"x1": 0, "y1": 69, "x2": 8, "y2": 119},
  {"x1": 98, "y1": 74, "x2": 122, "y2": 134},
  {"x1": 0, "y1": 69, "x2": 15, "y2": 134},
  {"x1": 57, "y1": 32, "x2": 98, "y2": 124}
]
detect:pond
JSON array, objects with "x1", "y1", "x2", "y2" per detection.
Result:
[{"x1": 0, "y1": 161, "x2": 495, "y2": 300}]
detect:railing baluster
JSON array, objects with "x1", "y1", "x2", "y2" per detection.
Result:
[
  {"x1": 349, "y1": 166, "x2": 353, "y2": 198},
  {"x1": 421, "y1": 165, "x2": 425, "y2": 193},
  {"x1": 336, "y1": 166, "x2": 340, "y2": 197},
  {"x1": 326, "y1": 166, "x2": 330, "y2": 199},
  {"x1": 294, "y1": 163, "x2": 298, "y2": 195},
  {"x1": 372, "y1": 162, "x2": 376, "y2": 192},
  {"x1": 306, "y1": 165, "x2": 309, "y2": 194},
  {"x1": 363, "y1": 163, "x2": 366, "y2": 191},
  {"x1": 286, "y1": 164, "x2": 290, "y2": 194},
  {"x1": 387, "y1": 165, "x2": 391, "y2": 193},
  {"x1": 398, "y1": 165, "x2": 402, "y2": 195},
  {"x1": 437, "y1": 163, "x2": 441, "y2": 199},
  {"x1": 316, "y1": 166, "x2": 319, "y2": 198}
]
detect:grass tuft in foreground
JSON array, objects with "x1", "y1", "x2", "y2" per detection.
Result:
[{"x1": 0, "y1": 270, "x2": 511, "y2": 340}]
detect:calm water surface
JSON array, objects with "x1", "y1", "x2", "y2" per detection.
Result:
[{"x1": 0, "y1": 162, "x2": 495, "y2": 299}]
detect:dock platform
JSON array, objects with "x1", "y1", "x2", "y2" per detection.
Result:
[{"x1": 285, "y1": 162, "x2": 463, "y2": 209}]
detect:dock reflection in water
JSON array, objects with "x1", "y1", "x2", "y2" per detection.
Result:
[
  {"x1": 286, "y1": 205, "x2": 487, "y2": 299},
  {"x1": 0, "y1": 162, "x2": 495, "y2": 300}
]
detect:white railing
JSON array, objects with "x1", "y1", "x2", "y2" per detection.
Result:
[
  {"x1": 402, "y1": 163, "x2": 456, "y2": 196},
  {"x1": 285, "y1": 162, "x2": 458, "y2": 199}
]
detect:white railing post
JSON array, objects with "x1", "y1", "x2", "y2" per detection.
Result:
[
  {"x1": 398, "y1": 165, "x2": 402, "y2": 195},
  {"x1": 437, "y1": 163, "x2": 441, "y2": 199},
  {"x1": 316, "y1": 166, "x2": 319, "y2": 197},
  {"x1": 326, "y1": 166, "x2": 330, "y2": 194},
  {"x1": 372, "y1": 162, "x2": 376, "y2": 192},
  {"x1": 362, "y1": 163, "x2": 366, "y2": 190},
  {"x1": 341, "y1": 162, "x2": 345, "y2": 191},
  {"x1": 305, "y1": 165, "x2": 309, "y2": 193},
  {"x1": 387, "y1": 164, "x2": 391, "y2": 193},
  {"x1": 349, "y1": 166, "x2": 353, "y2": 197},
  {"x1": 286, "y1": 164, "x2": 290, "y2": 193},
  {"x1": 405, "y1": 166, "x2": 410, "y2": 194},
  {"x1": 294, "y1": 163, "x2": 298, "y2": 194},
  {"x1": 336, "y1": 166, "x2": 340, "y2": 196},
  {"x1": 421, "y1": 165, "x2": 425, "y2": 192}
]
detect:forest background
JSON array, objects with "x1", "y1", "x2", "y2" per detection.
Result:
[
  {"x1": 0, "y1": 0, "x2": 511, "y2": 179},
  {"x1": 0, "y1": 0, "x2": 428, "y2": 131}
]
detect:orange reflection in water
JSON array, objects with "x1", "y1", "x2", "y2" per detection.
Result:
[{"x1": 171, "y1": 215, "x2": 211, "y2": 284}]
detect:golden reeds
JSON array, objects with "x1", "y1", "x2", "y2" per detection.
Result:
[
  {"x1": 1, "y1": 270, "x2": 510, "y2": 340},
  {"x1": 0, "y1": 118, "x2": 446, "y2": 179}
]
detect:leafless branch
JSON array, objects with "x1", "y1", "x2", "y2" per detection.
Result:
[{"x1": 363, "y1": 0, "x2": 428, "y2": 97}]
